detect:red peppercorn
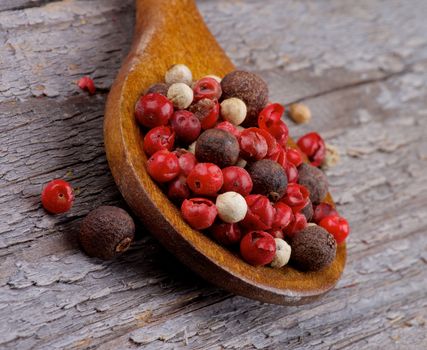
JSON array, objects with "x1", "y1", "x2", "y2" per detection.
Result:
[
  {"x1": 258, "y1": 103, "x2": 289, "y2": 146},
  {"x1": 258, "y1": 103, "x2": 283, "y2": 130},
  {"x1": 41, "y1": 179, "x2": 74, "y2": 214},
  {"x1": 313, "y1": 202, "x2": 339, "y2": 224},
  {"x1": 174, "y1": 149, "x2": 197, "y2": 177},
  {"x1": 181, "y1": 198, "x2": 217, "y2": 230},
  {"x1": 267, "y1": 120, "x2": 289, "y2": 147},
  {"x1": 297, "y1": 132, "x2": 326, "y2": 167},
  {"x1": 239, "y1": 128, "x2": 268, "y2": 161},
  {"x1": 170, "y1": 110, "x2": 201, "y2": 144},
  {"x1": 240, "y1": 231, "x2": 276, "y2": 266},
  {"x1": 143, "y1": 126, "x2": 175, "y2": 156},
  {"x1": 210, "y1": 222, "x2": 242, "y2": 246},
  {"x1": 281, "y1": 183, "x2": 310, "y2": 213},
  {"x1": 146, "y1": 150, "x2": 180, "y2": 183},
  {"x1": 283, "y1": 212, "x2": 307, "y2": 238},
  {"x1": 286, "y1": 148, "x2": 303, "y2": 167},
  {"x1": 193, "y1": 77, "x2": 222, "y2": 101},
  {"x1": 241, "y1": 194, "x2": 275, "y2": 230},
  {"x1": 186, "y1": 163, "x2": 223, "y2": 196},
  {"x1": 215, "y1": 121, "x2": 241, "y2": 139},
  {"x1": 221, "y1": 166, "x2": 253, "y2": 196},
  {"x1": 257, "y1": 127, "x2": 279, "y2": 158},
  {"x1": 269, "y1": 145, "x2": 287, "y2": 169},
  {"x1": 189, "y1": 98, "x2": 220, "y2": 130},
  {"x1": 78, "y1": 76, "x2": 96, "y2": 95},
  {"x1": 272, "y1": 202, "x2": 293, "y2": 230},
  {"x1": 267, "y1": 229, "x2": 285, "y2": 240},
  {"x1": 284, "y1": 162, "x2": 299, "y2": 183},
  {"x1": 167, "y1": 176, "x2": 190, "y2": 202},
  {"x1": 319, "y1": 215, "x2": 350, "y2": 244},
  {"x1": 135, "y1": 93, "x2": 174, "y2": 128}
]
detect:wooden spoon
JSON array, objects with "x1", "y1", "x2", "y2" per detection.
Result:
[{"x1": 104, "y1": 0, "x2": 346, "y2": 305}]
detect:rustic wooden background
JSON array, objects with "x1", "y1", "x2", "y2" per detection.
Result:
[{"x1": 1, "y1": 0, "x2": 426, "y2": 349}]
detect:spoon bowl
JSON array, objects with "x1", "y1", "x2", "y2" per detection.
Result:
[{"x1": 104, "y1": 0, "x2": 346, "y2": 305}]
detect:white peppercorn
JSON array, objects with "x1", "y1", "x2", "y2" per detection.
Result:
[
  {"x1": 220, "y1": 98, "x2": 247, "y2": 125},
  {"x1": 215, "y1": 191, "x2": 247, "y2": 223},
  {"x1": 188, "y1": 141, "x2": 196, "y2": 154},
  {"x1": 167, "y1": 83, "x2": 193, "y2": 109},
  {"x1": 270, "y1": 238, "x2": 291, "y2": 268},
  {"x1": 165, "y1": 64, "x2": 193, "y2": 86},
  {"x1": 322, "y1": 143, "x2": 340, "y2": 169},
  {"x1": 289, "y1": 103, "x2": 312, "y2": 124},
  {"x1": 236, "y1": 158, "x2": 247, "y2": 168}
]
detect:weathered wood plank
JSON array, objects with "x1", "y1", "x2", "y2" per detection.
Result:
[{"x1": 1, "y1": 0, "x2": 427, "y2": 349}]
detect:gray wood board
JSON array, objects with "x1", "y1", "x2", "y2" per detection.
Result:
[{"x1": 0, "y1": 0, "x2": 426, "y2": 349}]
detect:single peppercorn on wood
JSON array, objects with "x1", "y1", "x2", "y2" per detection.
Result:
[{"x1": 289, "y1": 103, "x2": 312, "y2": 124}]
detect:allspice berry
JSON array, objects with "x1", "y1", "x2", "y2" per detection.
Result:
[
  {"x1": 246, "y1": 159, "x2": 287, "y2": 202},
  {"x1": 290, "y1": 225, "x2": 337, "y2": 271},
  {"x1": 298, "y1": 163, "x2": 329, "y2": 204},
  {"x1": 79, "y1": 206, "x2": 135, "y2": 260},
  {"x1": 289, "y1": 103, "x2": 312, "y2": 124},
  {"x1": 145, "y1": 83, "x2": 169, "y2": 96},
  {"x1": 221, "y1": 70, "x2": 268, "y2": 127},
  {"x1": 301, "y1": 199, "x2": 314, "y2": 222},
  {"x1": 195, "y1": 129, "x2": 239, "y2": 168}
]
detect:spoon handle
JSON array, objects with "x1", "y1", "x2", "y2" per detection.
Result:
[{"x1": 132, "y1": 0, "x2": 234, "y2": 77}]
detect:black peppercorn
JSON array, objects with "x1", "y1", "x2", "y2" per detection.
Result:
[
  {"x1": 221, "y1": 70, "x2": 268, "y2": 127},
  {"x1": 298, "y1": 163, "x2": 329, "y2": 204},
  {"x1": 301, "y1": 199, "x2": 314, "y2": 222},
  {"x1": 290, "y1": 225, "x2": 336, "y2": 271},
  {"x1": 195, "y1": 129, "x2": 240, "y2": 168},
  {"x1": 145, "y1": 83, "x2": 169, "y2": 96},
  {"x1": 246, "y1": 159, "x2": 287, "y2": 202}
]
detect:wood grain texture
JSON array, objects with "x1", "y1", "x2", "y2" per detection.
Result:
[
  {"x1": 0, "y1": 0, "x2": 426, "y2": 348},
  {"x1": 104, "y1": 0, "x2": 345, "y2": 305}
]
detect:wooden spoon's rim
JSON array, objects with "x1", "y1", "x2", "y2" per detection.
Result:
[{"x1": 103, "y1": 0, "x2": 346, "y2": 305}]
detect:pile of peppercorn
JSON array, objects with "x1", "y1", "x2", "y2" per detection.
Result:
[{"x1": 135, "y1": 64, "x2": 349, "y2": 271}]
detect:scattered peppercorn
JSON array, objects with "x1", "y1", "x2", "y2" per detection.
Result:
[
  {"x1": 298, "y1": 163, "x2": 329, "y2": 204},
  {"x1": 322, "y1": 143, "x2": 341, "y2": 169},
  {"x1": 297, "y1": 132, "x2": 326, "y2": 167},
  {"x1": 79, "y1": 206, "x2": 135, "y2": 260},
  {"x1": 78, "y1": 76, "x2": 96, "y2": 95},
  {"x1": 221, "y1": 70, "x2": 268, "y2": 126},
  {"x1": 246, "y1": 159, "x2": 288, "y2": 202},
  {"x1": 195, "y1": 129, "x2": 239, "y2": 168},
  {"x1": 290, "y1": 225, "x2": 336, "y2": 271},
  {"x1": 289, "y1": 103, "x2": 312, "y2": 124},
  {"x1": 41, "y1": 179, "x2": 74, "y2": 214}
]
